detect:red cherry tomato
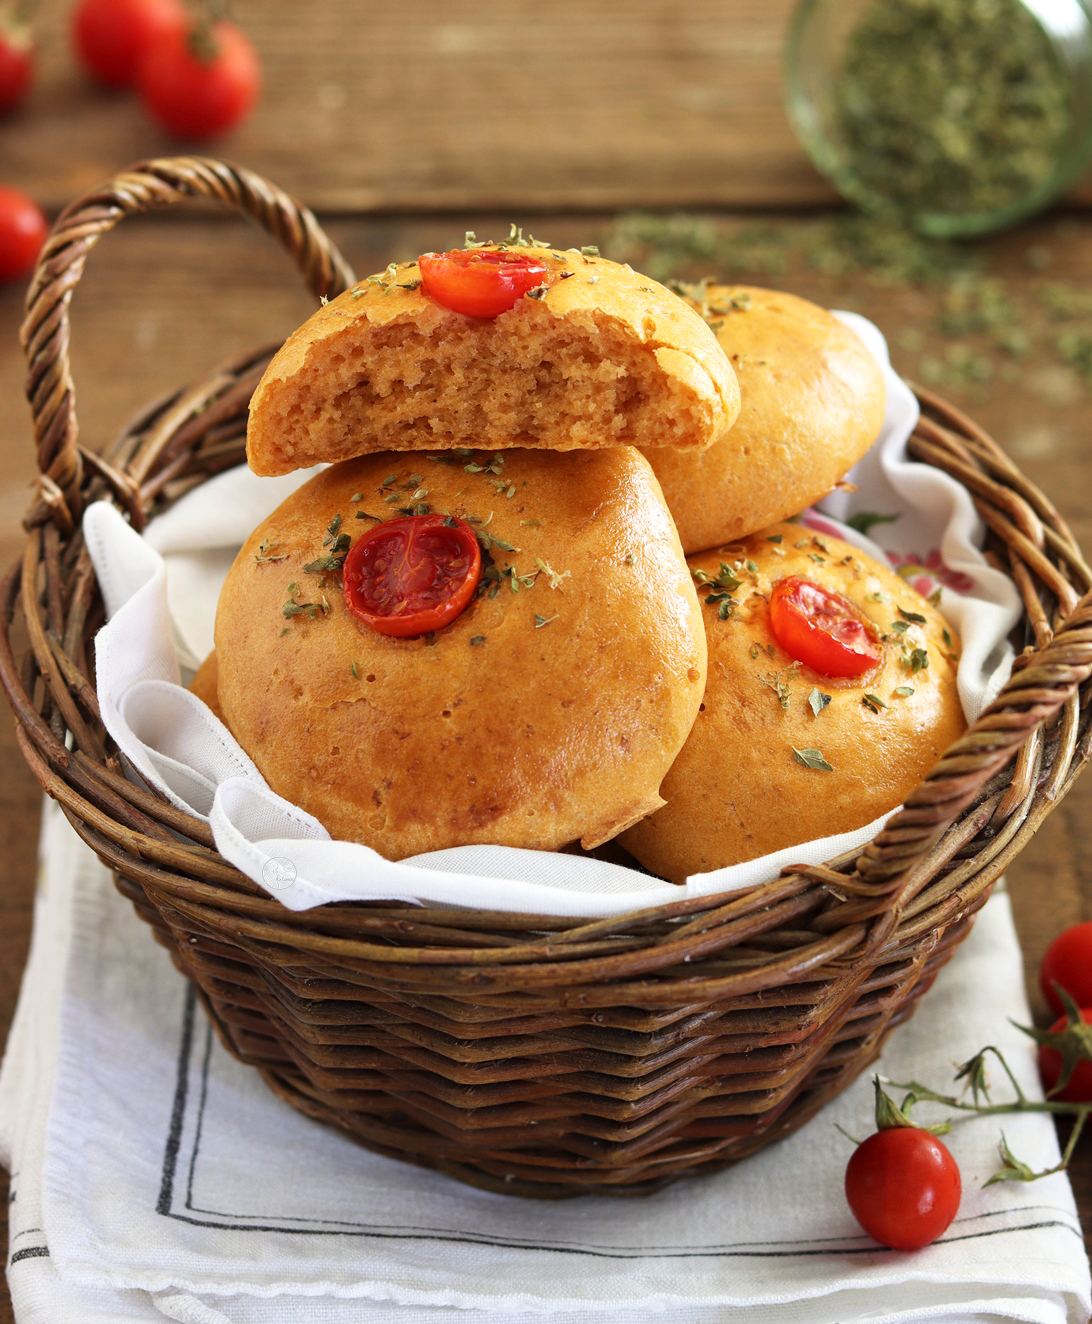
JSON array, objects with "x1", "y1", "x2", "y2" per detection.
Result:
[
  {"x1": 343, "y1": 514, "x2": 482, "y2": 639},
  {"x1": 1038, "y1": 1008, "x2": 1092, "y2": 1103},
  {"x1": 0, "y1": 187, "x2": 47, "y2": 284},
  {"x1": 769, "y1": 576, "x2": 883, "y2": 678},
  {"x1": 418, "y1": 249, "x2": 552, "y2": 318},
  {"x1": 0, "y1": 12, "x2": 34, "y2": 113},
  {"x1": 72, "y1": 0, "x2": 186, "y2": 89},
  {"x1": 137, "y1": 19, "x2": 259, "y2": 140},
  {"x1": 1040, "y1": 922, "x2": 1092, "y2": 1017},
  {"x1": 845, "y1": 1126, "x2": 962, "y2": 1251}
]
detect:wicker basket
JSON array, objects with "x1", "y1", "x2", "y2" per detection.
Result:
[{"x1": 5, "y1": 157, "x2": 1092, "y2": 1199}]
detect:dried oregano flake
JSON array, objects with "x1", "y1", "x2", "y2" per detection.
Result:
[
  {"x1": 254, "y1": 539, "x2": 288, "y2": 564},
  {"x1": 793, "y1": 746, "x2": 834, "y2": 772},
  {"x1": 808, "y1": 688, "x2": 832, "y2": 718}
]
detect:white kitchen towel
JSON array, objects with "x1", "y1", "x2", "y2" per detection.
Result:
[
  {"x1": 80, "y1": 313, "x2": 1024, "y2": 914},
  {"x1": 1, "y1": 803, "x2": 1088, "y2": 1322}
]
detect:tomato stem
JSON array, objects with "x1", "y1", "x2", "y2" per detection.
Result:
[
  {"x1": 187, "y1": 23, "x2": 218, "y2": 62},
  {"x1": 889, "y1": 1080, "x2": 1092, "y2": 1119},
  {"x1": 185, "y1": 0, "x2": 230, "y2": 61},
  {"x1": 883, "y1": 1050, "x2": 1092, "y2": 1187},
  {"x1": 1, "y1": 0, "x2": 34, "y2": 30},
  {"x1": 985, "y1": 1117, "x2": 1091, "y2": 1188},
  {"x1": 870, "y1": 1007, "x2": 1092, "y2": 1186},
  {"x1": 835, "y1": 1121, "x2": 864, "y2": 1146},
  {"x1": 1059, "y1": 1109, "x2": 1089, "y2": 1168},
  {"x1": 958, "y1": 1042, "x2": 1030, "y2": 1106},
  {"x1": 188, "y1": 0, "x2": 230, "y2": 19},
  {"x1": 872, "y1": 1075, "x2": 916, "y2": 1130},
  {"x1": 1016, "y1": 987, "x2": 1092, "y2": 1096}
]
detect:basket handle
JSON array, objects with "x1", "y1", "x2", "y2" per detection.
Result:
[
  {"x1": 19, "y1": 157, "x2": 357, "y2": 534},
  {"x1": 856, "y1": 587, "x2": 1092, "y2": 890}
]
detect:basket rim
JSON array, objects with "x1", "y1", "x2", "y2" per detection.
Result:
[{"x1": 5, "y1": 366, "x2": 1092, "y2": 961}]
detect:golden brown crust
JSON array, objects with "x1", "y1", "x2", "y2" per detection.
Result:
[
  {"x1": 246, "y1": 248, "x2": 740, "y2": 475},
  {"x1": 640, "y1": 286, "x2": 887, "y2": 554},
  {"x1": 215, "y1": 448, "x2": 707, "y2": 858},
  {"x1": 189, "y1": 650, "x2": 224, "y2": 722},
  {"x1": 618, "y1": 522, "x2": 965, "y2": 882}
]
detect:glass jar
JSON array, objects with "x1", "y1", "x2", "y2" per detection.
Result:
[{"x1": 784, "y1": 0, "x2": 1092, "y2": 237}]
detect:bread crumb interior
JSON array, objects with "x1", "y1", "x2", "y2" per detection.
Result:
[{"x1": 264, "y1": 306, "x2": 710, "y2": 462}]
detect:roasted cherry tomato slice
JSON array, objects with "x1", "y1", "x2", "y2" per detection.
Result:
[
  {"x1": 418, "y1": 249, "x2": 551, "y2": 318},
  {"x1": 343, "y1": 514, "x2": 482, "y2": 638},
  {"x1": 769, "y1": 576, "x2": 882, "y2": 678}
]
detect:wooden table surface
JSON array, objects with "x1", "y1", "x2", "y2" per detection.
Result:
[{"x1": 2, "y1": 2, "x2": 1092, "y2": 1318}]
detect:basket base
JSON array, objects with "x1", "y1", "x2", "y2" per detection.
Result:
[
  {"x1": 254, "y1": 1060, "x2": 860, "y2": 1199},
  {"x1": 113, "y1": 867, "x2": 990, "y2": 1198},
  {"x1": 202, "y1": 959, "x2": 955, "y2": 1199}
]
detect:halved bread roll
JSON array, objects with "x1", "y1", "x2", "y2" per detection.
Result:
[{"x1": 246, "y1": 246, "x2": 740, "y2": 476}]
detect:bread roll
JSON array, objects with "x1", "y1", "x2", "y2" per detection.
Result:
[
  {"x1": 214, "y1": 447, "x2": 707, "y2": 857},
  {"x1": 246, "y1": 246, "x2": 740, "y2": 476},
  {"x1": 619, "y1": 522, "x2": 964, "y2": 881},
  {"x1": 189, "y1": 649, "x2": 223, "y2": 721},
  {"x1": 641, "y1": 286, "x2": 886, "y2": 554}
]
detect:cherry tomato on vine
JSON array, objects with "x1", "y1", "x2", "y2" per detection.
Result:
[
  {"x1": 1040, "y1": 922, "x2": 1092, "y2": 1017},
  {"x1": 418, "y1": 249, "x2": 552, "y2": 318},
  {"x1": 0, "y1": 5, "x2": 34, "y2": 114},
  {"x1": 845, "y1": 1126, "x2": 962, "y2": 1251},
  {"x1": 342, "y1": 514, "x2": 482, "y2": 639},
  {"x1": 768, "y1": 576, "x2": 883, "y2": 678},
  {"x1": 1038, "y1": 1008, "x2": 1092, "y2": 1103},
  {"x1": 72, "y1": 0, "x2": 186, "y2": 89},
  {"x1": 137, "y1": 18, "x2": 259, "y2": 140},
  {"x1": 0, "y1": 186, "x2": 47, "y2": 283}
]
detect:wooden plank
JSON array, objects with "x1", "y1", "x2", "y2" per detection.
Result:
[
  {"x1": 2, "y1": 0, "x2": 834, "y2": 214},
  {"x1": 13, "y1": 0, "x2": 1092, "y2": 216},
  {"x1": 11, "y1": 1, "x2": 1092, "y2": 216}
]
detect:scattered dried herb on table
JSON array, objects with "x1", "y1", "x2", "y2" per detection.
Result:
[
  {"x1": 600, "y1": 207, "x2": 1092, "y2": 407},
  {"x1": 834, "y1": 0, "x2": 1071, "y2": 219}
]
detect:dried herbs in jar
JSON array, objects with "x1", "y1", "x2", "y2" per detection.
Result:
[{"x1": 785, "y1": 0, "x2": 1092, "y2": 236}]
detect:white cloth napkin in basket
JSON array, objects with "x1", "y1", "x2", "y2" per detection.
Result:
[
  {"x1": 80, "y1": 314, "x2": 1023, "y2": 915},
  {"x1": 1, "y1": 801, "x2": 1088, "y2": 1323}
]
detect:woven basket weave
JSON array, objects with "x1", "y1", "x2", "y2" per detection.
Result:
[{"x1": 5, "y1": 157, "x2": 1092, "y2": 1199}]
